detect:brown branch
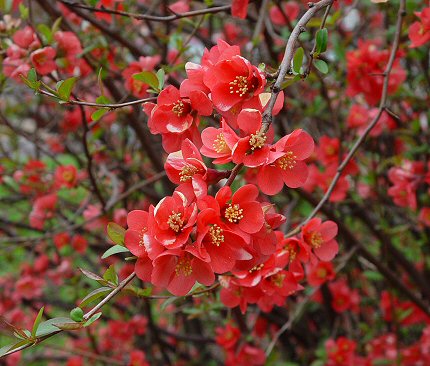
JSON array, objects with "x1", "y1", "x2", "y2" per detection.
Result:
[
  {"x1": 78, "y1": 106, "x2": 106, "y2": 210},
  {"x1": 38, "y1": 89, "x2": 156, "y2": 109},
  {"x1": 0, "y1": 272, "x2": 136, "y2": 359},
  {"x1": 57, "y1": 0, "x2": 231, "y2": 22},
  {"x1": 286, "y1": 0, "x2": 407, "y2": 237},
  {"x1": 261, "y1": 0, "x2": 334, "y2": 132}
]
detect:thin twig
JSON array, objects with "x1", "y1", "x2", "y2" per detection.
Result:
[
  {"x1": 57, "y1": 0, "x2": 231, "y2": 22},
  {"x1": 286, "y1": 0, "x2": 407, "y2": 237},
  {"x1": 0, "y1": 272, "x2": 136, "y2": 359}
]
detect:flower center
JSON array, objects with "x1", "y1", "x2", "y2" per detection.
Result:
[
  {"x1": 276, "y1": 151, "x2": 297, "y2": 170},
  {"x1": 249, "y1": 131, "x2": 267, "y2": 150},
  {"x1": 284, "y1": 243, "x2": 297, "y2": 262},
  {"x1": 175, "y1": 257, "x2": 193, "y2": 277},
  {"x1": 310, "y1": 231, "x2": 323, "y2": 248},
  {"x1": 167, "y1": 211, "x2": 184, "y2": 232},
  {"x1": 172, "y1": 100, "x2": 186, "y2": 117},
  {"x1": 209, "y1": 224, "x2": 224, "y2": 246},
  {"x1": 271, "y1": 273, "x2": 285, "y2": 288},
  {"x1": 224, "y1": 203, "x2": 244, "y2": 223},
  {"x1": 316, "y1": 268, "x2": 327, "y2": 279},
  {"x1": 62, "y1": 171, "x2": 74, "y2": 182},
  {"x1": 138, "y1": 227, "x2": 148, "y2": 247},
  {"x1": 179, "y1": 164, "x2": 199, "y2": 182},
  {"x1": 229, "y1": 75, "x2": 249, "y2": 97},
  {"x1": 213, "y1": 133, "x2": 229, "y2": 153},
  {"x1": 249, "y1": 263, "x2": 264, "y2": 273}
]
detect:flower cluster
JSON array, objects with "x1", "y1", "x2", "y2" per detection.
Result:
[
  {"x1": 409, "y1": 7, "x2": 430, "y2": 48},
  {"x1": 2, "y1": 26, "x2": 89, "y2": 80},
  {"x1": 346, "y1": 39, "x2": 406, "y2": 105},
  {"x1": 119, "y1": 40, "x2": 339, "y2": 309}
]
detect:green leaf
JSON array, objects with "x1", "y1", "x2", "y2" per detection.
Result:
[
  {"x1": 103, "y1": 265, "x2": 118, "y2": 286},
  {"x1": 70, "y1": 307, "x2": 84, "y2": 322},
  {"x1": 83, "y1": 312, "x2": 102, "y2": 327},
  {"x1": 156, "y1": 69, "x2": 165, "y2": 90},
  {"x1": 35, "y1": 317, "x2": 70, "y2": 337},
  {"x1": 96, "y1": 95, "x2": 110, "y2": 104},
  {"x1": 315, "y1": 28, "x2": 328, "y2": 55},
  {"x1": 37, "y1": 24, "x2": 53, "y2": 44},
  {"x1": 0, "y1": 344, "x2": 13, "y2": 358},
  {"x1": 51, "y1": 17, "x2": 62, "y2": 34},
  {"x1": 91, "y1": 108, "x2": 108, "y2": 121},
  {"x1": 19, "y1": 4, "x2": 29, "y2": 19},
  {"x1": 79, "y1": 268, "x2": 106, "y2": 283},
  {"x1": 132, "y1": 71, "x2": 160, "y2": 92},
  {"x1": 31, "y1": 307, "x2": 44, "y2": 338},
  {"x1": 54, "y1": 322, "x2": 83, "y2": 331},
  {"x1": 102, "y1": 244, "x2": 129, "y2": 259},
  {"x1": 363, "y1": 270, "x2": 383, "y2": 282},
  {"x1": 57, "y1": 77, "x2": 77, "y2": 101},
  {"x1": 292, "y1": 47, "x2": 304, "y2": 74},
  {"x1": 314, "y1": 59, "x2": 329, "y2": 74},
  {"x1": 80, "y1": 287, "x2": 112, "y2": 308},
  {"x1": 106, "y1": 222, "x2": 126, "y2": 245},
  {"x1": 161, "y1": 296, "x2": 179, "y2": 311},
  {"x1": 27, "y1": 68, "x2": 37, "y2": 83}
]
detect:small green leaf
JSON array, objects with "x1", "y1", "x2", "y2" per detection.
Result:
[
  {"x1": 156, "y1": 69, "x2": 165, "y2": 90},
  {"x1": 292, "y1": 47, "x2": 304, "y2": 74},
  {"x1": 102, "y1": 244, "x2": 129, "y2": 259},
  {"x1": 107, "y1": 222, "x2": 126, "y2": 245},
  {"x1": 79, "y1": 268, "x2": 106, "y2": 283},
  {"x1": 315, "y1": 28, "x2": 328, "y2": 55},
  {"x1": 54, "y1": 322, "x2": 83, "y2": 331},
  {"x1": 31, "y1": 307, "x2": 44, "y2": 337},
  {"x1": 51, "y1": 17, "x2": 62, "y2": 34},
  {"x1": 96, "y1": 95, "x2": 110, "y2": 104},
  {"x1": 19, "y1": 4, "x2": 29, "y2": 19},
  {"x1": 91, "y1": 109, "x2": 108, "y2": 121},
  {"x1": 314, "y1": 59, "x2": 329, "y2": 74},
  {"x1": 70, "y1": 307, "x2": 84, "y2": 322},
  {"x1": 80, "y1": 287, "x2": 112, "y2": 308},
  {"x1": 27, "y1": 68, "x2": 37, "y2": 83},
  {"x1": 161, "y1": 296, "x2": 179, "y2": 311},
  {"x1": 35, "y1": 317, "x2": 71, "y2": 337},
  {"x1": 103, "y1": 265, "x2": 118, "y2": 286},
  {"x1": 37, "y1": 24, "x2": 53, "y2": 44},
  {"x1": 57, "y1": 77, "x2": 77, "y2": 101},
  {"x1": 83, "y1": 312, "x2": 102, "y2": 327},
  {"x1": 132, "y1": 71, "x2": 160, "y2": 92}
]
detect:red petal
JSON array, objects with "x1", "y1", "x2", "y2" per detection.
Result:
[{"x1": 314, "y1": 240, "x2": 339, "y2": 261}]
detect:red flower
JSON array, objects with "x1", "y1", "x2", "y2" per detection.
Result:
[
  {"x1": 258, "y1": 129, "x2": 314, "y2": 195},
  {"x1": 151, "y1": 249, "x2": 214, "y2": 296},
  {"x1": 215, "y1": 323, "x2": 241, "y2": 349},
  {"x1": 144, "y1": 85, "x2": 211, "y2": 152},
  {"x1": 346, "y1": 40, "x2": 406, "y2": 105},
  {"x1": 29, "y1": 193, "x2": 57, "y2": 229},
  {"x1": 203, "y1": 55, "x2": 265, "y2": 112},
  {"x1": 200, "y1": 119, "x2": 238, "y2": 164},
  {"x1": 302, "y1": 218, "x2": 339, "y2": 261},
  {"x1": 122, "y1": 56, "x2": 161, "y2": 98},
  {"x1": 409, "y1": 8, "x2": 430, "y2": 48},
  {"x1": 213, "y1": 184, "x2": 265, "y2": 236},
  {"x1": 152, "y1": 191, "x2": 198, "y2": 249},
  {"x1": 54, "y1": 165, "x2": 78, "y2": 188},
  {"x1": 195, "y1": 208, "x2": 251, "y2": 273},
  {"x1": 231, "y1": 109, "x2": 273, "y2": 167},
  {"x1": 30, "y1": 47, "x2": 56, "y2": 75},
  {"x1": 71, "y1": 234, "x2": 87, "y2": 254},
  {"x1": 307, "y1": 261, "x2": 336, "y2": 287},
  {"x1": 165, "y1": 139, "x2": 207, "y2": 186},
  {"x1": 231, "y1": 0, "x2": 249, "y2": 19},
  {"x1": 269, "y1": 2, "x2": 300, "y2": 26}
]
